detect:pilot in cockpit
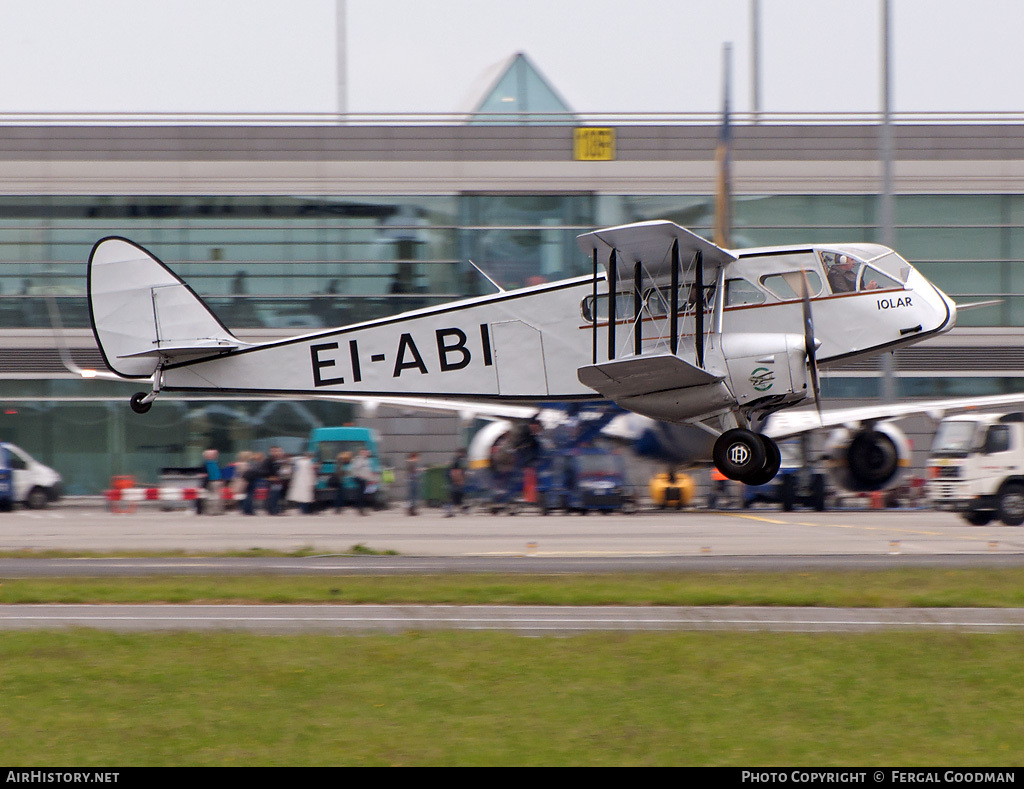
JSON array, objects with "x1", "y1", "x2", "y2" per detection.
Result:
[
  {"x1": 827, "y1": 254, "x2": 857, "y2": 292},
  {"x1": 827, "y1": 253, "x2": 879, "y2": 293}
]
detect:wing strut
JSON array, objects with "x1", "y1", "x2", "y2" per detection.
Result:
[
  {"x1": 670, "y1": 239, "x2": 680, "y2": 356},
  {"x1": 607, "y1": 249, "x2": 617, "y2": 361},
  {"x1": 591, "y1": 248, "x2": 598, "y2": 364},
  {"x1": 633, "y1": 260, "x2": 643, "y2": 356},
  {"x1": 694, "y1": 249, "x2": 704, "y2": 368}
]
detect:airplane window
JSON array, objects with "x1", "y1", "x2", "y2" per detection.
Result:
[
  {"x1": 858, "y1": 265, "x2": 901, "y2": 291},
  {"x1": 759, "y1": 271, "x2": 823, "y2": 301},
  {"x1": 642, "y1": 289, "x2": 669, "y2": 318},
  {"x1": 642, "y1": 283, "x2": 715, "y2": 317},
  {"x1": 725, "y1": 278, "x2": 766, "y2": 306},
  {"x1": 869, "y1": 251, "x2": 912, "y2": 284},
  {"x1": 581, "y1": 292, "x2": 638, "y2": 322},
  {"x1": 821, "y1": 252, "x2": 901, "y2": 294},
  {"x1": 822, "y1": 252, "x2": 862, "y2": 293}
]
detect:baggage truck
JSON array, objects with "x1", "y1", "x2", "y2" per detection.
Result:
[{"x1": 927, "y1": 412, "x2": 1024, "y2": 526}]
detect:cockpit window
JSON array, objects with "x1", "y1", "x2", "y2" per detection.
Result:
[
  {"x1": 759, "y1": 270, "x2": 823, "y2": 301},
  {"x1": 821, "y1": 250, "x2": 905, "y2": 294},
  {"x1": 822, "y1": 251, "x2": 861, "y2": 293},
  {"x1": 859, "y1": 265, "x2": 902, "y2": 291}
]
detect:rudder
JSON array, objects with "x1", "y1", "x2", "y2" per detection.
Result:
[{"x1": 88, "y1": 237, "x2": 240, "y2": 379}]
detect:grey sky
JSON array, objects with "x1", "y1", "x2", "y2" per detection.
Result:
[{"x1": 0, "y1": 0, "x2": 1020, "y2": 115}]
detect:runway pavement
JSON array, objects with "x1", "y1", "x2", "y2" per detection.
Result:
[
  {"x1": 4, "y1": 503, "x2": 1023, "y2": 634},
  {"x1": 5, "y1": 503, "x2": 1024, "y2": 559}
]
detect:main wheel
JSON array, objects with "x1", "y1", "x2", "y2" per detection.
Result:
[
  {"x1": 713, "y1": 429, "x2": 767, "y2": 482},
  {"x1": 742, "y1": 436, "x2": 782, "y2": 486},
  {"x1": 129, "y1": 392, "x2": 152, "y2": 414}
]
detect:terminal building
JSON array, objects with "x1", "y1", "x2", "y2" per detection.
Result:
[{"x1": 3, "y1": 55, "x2": 1024, "y2": 494}]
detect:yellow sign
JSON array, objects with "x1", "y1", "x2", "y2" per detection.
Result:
[{"x1": 573, "y1": 127, "x2": 615, "y2": 161}]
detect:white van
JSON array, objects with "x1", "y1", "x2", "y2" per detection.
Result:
[{"x1": 2, "y1": 443, "x2": 62, "y2": 509}]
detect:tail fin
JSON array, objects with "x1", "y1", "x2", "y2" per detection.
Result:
[{"x1": 88, "y1": 237, "x2": 242, "y2": 379}]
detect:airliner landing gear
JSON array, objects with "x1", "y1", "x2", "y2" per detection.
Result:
[{"x1": 712, "y1": 429, "x2": 782, "y2": 485}]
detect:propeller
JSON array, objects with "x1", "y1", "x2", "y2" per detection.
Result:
[{"x1": 799, "y1": 272, "x2": 823, "y2": 422}]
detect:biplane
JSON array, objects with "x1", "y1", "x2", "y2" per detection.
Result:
[{"x1": 86, "y1": 219, "x2": 956, "y2": 485}]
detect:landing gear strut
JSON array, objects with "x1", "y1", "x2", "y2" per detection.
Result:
[
  {"x1": 712, "y1": 428, "x2": 782, "y2": 485},
  {"x1": 129, "y1": 363, "x2": 163, "y2": 415}
]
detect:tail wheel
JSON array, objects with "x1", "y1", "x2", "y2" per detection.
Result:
[
  {"x1": 713, "y1": 429, "x2": 767, "y2": 482},
  {"x1": 129, "y1": 392, "x2": 152, "y2": 414}
]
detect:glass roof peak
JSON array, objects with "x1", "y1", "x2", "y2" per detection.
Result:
[{"x1": 467, "y1": 51, "x2": 575, "y2": 125}]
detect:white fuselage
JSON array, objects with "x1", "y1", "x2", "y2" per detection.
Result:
[{"x1": 161, "y1": 247, "x2": 955, "y2": 427}]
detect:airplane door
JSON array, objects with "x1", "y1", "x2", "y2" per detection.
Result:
[{"x1": 490, "y1": 320, "x2": 549, "y2": 396}]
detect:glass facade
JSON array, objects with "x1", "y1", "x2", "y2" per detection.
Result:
[
  {"x1": 6, "y1": 192, "x2": 1023, "y2": 329},
  {"x1": 0, "y1": 392, "x2": 357, "y2": 496},
  {"x1": 3, "y1": 191, "x2": 1023, "y2": 493}
]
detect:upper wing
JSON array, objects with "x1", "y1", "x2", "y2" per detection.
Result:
[
  {"x1": 577, "y1": 220, "x2": 736, "y2": 278},
  {"x1": 764, "y1": 392, "x2": 1024, "y2": 440}
]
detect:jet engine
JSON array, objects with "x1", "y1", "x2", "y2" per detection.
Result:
[{"x1": 824, "y1": 423, "x2": 911, "y2": 492}]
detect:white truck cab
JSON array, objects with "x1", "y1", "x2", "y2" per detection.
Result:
[
  {"x1": 927, "y1": 412, "x2": 1024, "y2": 526},
  {"x1": 2, "y1": 442, "x2": 63, "y2": 509}
]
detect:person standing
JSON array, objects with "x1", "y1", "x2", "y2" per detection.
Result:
[
  {"x1": 348, "y1": 448, "x2": 375, "y2": 515},
  {"x1": 405, "y1": 451, "x2": 422, "y2": 515},
  {"x1": 445, "y1": 448, "x2": 467, "y2": 517},
  {"x1": 287, "y1": 452, "x2": 317, "y2": 515},
  {"x1": 329, "y1": 451, "x2": 352, "y2": 513},
  {"x1": 265, "y1": 446, "x2": 289, "y2": 515},
  {"x1": 228, "y1": 451, "x2": 251, "y2": 512},
  {"x1": 197, "y1": 448, "x2": 222, "y2": 515}
]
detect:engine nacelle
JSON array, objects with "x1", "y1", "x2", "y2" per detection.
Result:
[{"x1": 824, "y1": 423, "x2": 910, "y2": 493}]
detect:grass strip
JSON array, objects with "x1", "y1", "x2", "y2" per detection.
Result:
[
  {"x1": 1, "y1": 629, "x2": 1021, "y2": 766},
  {"x1": 3, "y1": 568, "x2": 1024, "y2": 607}
]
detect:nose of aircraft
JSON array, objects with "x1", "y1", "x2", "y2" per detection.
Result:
[
  {"x1": 930, "y1": 282, "x2": 958, "y2": 334},
  {"x1": 942, "y1": 290, "x2": 959, "y2": 330},
  {"x1": 907, "y1": 264, "x2": 957, "y2": 337}
]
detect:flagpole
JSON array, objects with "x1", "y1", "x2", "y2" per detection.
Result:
[
  {"x1": 879, "y1": 0, "x2": 897, "y2": 403},
  {"x1": 715, "y1": 42, "x2": 733, "y2": 250}
]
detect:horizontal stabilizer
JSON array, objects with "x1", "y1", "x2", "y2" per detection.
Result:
[
  {"x1": 89, "y1": 237, "x2": 242, "y2": 379},
  {"x1": 117, "y1": 339, "x2": 244, "y2": 359},
  {"x1": 578, "y1": 353, "x2": 723, "y2": 400}
]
